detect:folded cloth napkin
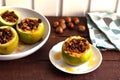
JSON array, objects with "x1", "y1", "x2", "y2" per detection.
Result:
[{"x1": 86, "y1": 12, "x2": 120, "y2": 51}]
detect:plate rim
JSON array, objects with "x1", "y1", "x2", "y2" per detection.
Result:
[{"x1": 49, "y1": 41, "x2": 103, "y2": 74}]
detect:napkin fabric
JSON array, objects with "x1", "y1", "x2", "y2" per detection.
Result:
[{"x1": 86, "y1": 12, "x2": 120, "y2": 51}]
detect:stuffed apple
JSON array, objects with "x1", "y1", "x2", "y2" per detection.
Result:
[
  {"x1": 0, "y1": 9, "x2": 21, "y2": 26},
  {"x1": 62, "y1": 36, "x2": 92, "y2": 66},
  {"x1": 16, "y1": 18, "x2": 44, "y2": 44},
  {"x1": 0, "y1": 26, "x2": 19, "y2": 55}
]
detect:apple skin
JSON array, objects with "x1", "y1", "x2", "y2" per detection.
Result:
[
  {"x1": 62, "y1": 46, "x2": 92, "y2": 66},
  {"x1": 0, "y1": 9, "x2": 21, "y2": 26},
  {"x1": 62, "y1": 36, "x2": 92, "y2": 66},
  {"x1": 16, "y1": 18, "x2": 44, "y2": 44},
  {"x1": 0, "y1": 26, "x2": 19, "y2": 55}
]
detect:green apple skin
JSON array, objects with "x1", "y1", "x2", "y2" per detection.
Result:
[
  {"x1": 0, "y1": 26, "x2": 19, "y2": 55},
  {"x1": 0, "y1": 9, "x2": 21, "y2": 26},
  {"x1": 62, "y1": 36, "x2": 92, "y2": 66},
  {"x1": 16, "y1": 19, "x2": 44, "y2": 44},
  {"x1": 62, "y1": 47, "x2": 92, "y2": 66}
]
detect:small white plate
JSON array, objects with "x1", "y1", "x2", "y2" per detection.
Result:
[{"x1": 49, "y1": 41, "x2": 102, "y2": 74}]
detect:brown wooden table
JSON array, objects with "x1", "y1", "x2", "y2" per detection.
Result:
[{"x1": 0, "y1": 17, "x2": 120, "y2": 80}]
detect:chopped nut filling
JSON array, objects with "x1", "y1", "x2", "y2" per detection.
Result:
[
  {"x1": 1, "y1": 10, "x2": 18, "y2": 23},
  {"x1": 18, "y1": 18, "x2": 42, "y2": 31},
  {"x1": 63, "y1": 38, "x2": 89, "y2": 53},
  {"x1": 0, "y1": 28, "x2": 13, "y2": 44}
]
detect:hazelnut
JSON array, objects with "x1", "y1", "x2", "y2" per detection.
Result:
[
  {"x1": 56, "y1": 26, "x2": 63, "y2": 34},
  {"x1": 72, "y1": 17, "x2": 80, "y2": 24},
  {"x1": 67, "y1": 22, "x2": 74, "y2": 29},
  {"x1": 53, "y1": 21, "x2": 59, "y2": 28},
  {"x1": 59, "y1": 23, "x2": 66, "y2": 30},
  {"x1": 65, "y1": 17, "x2": 72, "y2": 23},
  {"x1": 78, "y1": 25, "x2": 86, "y2": 32},
  {"x1": 59, "y1": 19, "x2": 65, "y2": 24}
]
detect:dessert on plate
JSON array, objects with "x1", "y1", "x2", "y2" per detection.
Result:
[{"x1": 62, "y1": 36, "x2": 92, "y2": 66}]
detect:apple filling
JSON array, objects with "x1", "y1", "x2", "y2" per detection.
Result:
[
  {"x1": 1, "y1": 10, "x2": 18, "y2": 23},
  {"x1": 18, "y1": 18, "x2": 42, "y2": 31},
  {"x1": 62, "y1": 37, "x2": 90, "y2": 56},
  {"x1": 0, "y1": 28, "x2": 13, "y2": 44}
]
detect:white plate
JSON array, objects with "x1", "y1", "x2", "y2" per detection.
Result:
[
  {"x1": 49, "y1": 41, "x2": 102, "y2": 74},
  {"x1": 0, "y1": 6, "x2": 51, "y2": 60}
]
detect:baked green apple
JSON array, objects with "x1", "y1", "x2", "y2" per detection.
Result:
[
  {"x1": 16, "y1": 18, "x2": 44, "y2": 44},
  {"x1": 0, "y1": 26, "x2": 19, "y2": 55},
  {"x1": 62, "y1": 36, "x2": 92, "y2": 66},
  {"x1": 0, "y1": 9, "x2": 21, "y2": 26}
]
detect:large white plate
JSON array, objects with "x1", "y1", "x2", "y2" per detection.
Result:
[
  {"x1": 0, "y1": 6, "x2": 51, "y2": 60},
  {"x1": 49, "y1": 41, "x2": 102, "y2": 74}
]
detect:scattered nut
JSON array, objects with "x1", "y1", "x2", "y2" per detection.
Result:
[
  {"x1": 56, "y1": 26, "x2": 63, "y2": 34},
  {"x1": 65, "y1": 17, "x2": 72, "y2": 23},
  {"x1": 53, "y1": 17, "x2": 82, "y2": 34},
  {"x1": 78, "y1": 25, "x2": 86, "y2": 32},
  {"x1": 67, "y1": 22, "x2": 74, "y2": 29},
  {"x1": 53, "y1": 21, "x2": 59, "y2": 28},
  {"x1": 59, "y1": 23, "x2": 66, "y2": 30},
  {"x1": 59, "y1": 19, "x2": 65, "y2": 24},
  {"x1": 72, "y1": 17, "x2": 80, "y2": 24}
]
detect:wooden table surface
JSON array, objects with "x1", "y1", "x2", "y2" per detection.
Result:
[{"x1": 0, "y1": 17, "x2": 120, "y2": 80}]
